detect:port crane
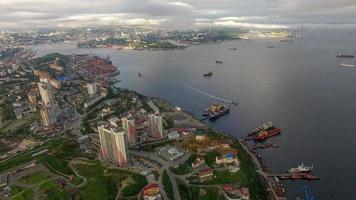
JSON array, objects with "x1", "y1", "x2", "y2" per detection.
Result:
[{"x1": 303, "y1": 185, "x2": 315, "y2": 200}]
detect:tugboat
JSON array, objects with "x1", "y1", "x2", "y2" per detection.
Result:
[
  {"x1": 288, "y1": 163, "x2": 313, "y2": 173},
  {"x1": 202, "y1": 104, "x2": 230, "y2": 120},
  {"x1": 337, "y1": 52, "x2": 354, "y2": 58},
  {"x1": 203, "y1": 71, "x2": 213, "y2": 77},
  {"x1": 215, "y1": 60, "x2": 223, "y2": 64}
]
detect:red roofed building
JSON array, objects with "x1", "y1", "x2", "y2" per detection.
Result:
[
  {"x1": 198, "y1": 167, "x2": 214, "y2": 179},
  {"x1": 143, "y1": 183, "x2": 162, "y2": 200}
]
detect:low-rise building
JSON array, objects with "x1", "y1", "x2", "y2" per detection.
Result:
[
  {"x1": 167, "y1": 131, "x2": 180, "y2": 140},
  {"x1": 191, "y1": 157, "x2": 205, "y2": 168},
  {"x1": 222, "y1": 184, "x2": 250, "y2": 200},
  {"x1": 195, "y1": 133, "x2": 207, "y2": 141},
  {"x1": 143, "y1": 183, "x2": 162, "y2": 200},
  {"x1": 216, "y1": 153, "x2": 239, "y2": 165},
  {"x1": 198, "y1": 167, "x2": 214, "y2": 180},
  {"x1": 77, "y1": 135, "x2": 90, "y2": 150},
  {"x1": 159, "y1": 146, "x2": 185, "y2": 161}
]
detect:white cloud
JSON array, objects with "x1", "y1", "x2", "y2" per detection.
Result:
[
  {"x1": 196, "y1": 20, "x2": 289, "y2": 29},
  {"x1": 0, "y1": 0, "x2": 355, "y2": 29}
]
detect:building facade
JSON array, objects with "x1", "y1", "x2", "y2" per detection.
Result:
[
  {"x1": 121, "y1": 117, "x2": 136, "y2": 145},
  {"x1": 87, "y1": 83, "x2": 97, "y2": 95},
  {"x1": 149, "y1": 114, "x2": 163, "y2": 139},
  {"x1": 39, "y1": 106, "x2": 57, "y2": 128},
  {"x1": 98, "y1": 123, "x2": 128, "y2": 166},
  {"x1": 37, "y1": 82, "x2": 54, "y2": 106}
]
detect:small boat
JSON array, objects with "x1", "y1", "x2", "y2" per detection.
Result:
[
  {"x1": 267, "y1": 46, "x2": 275, "y2": 48},
  {"x1": 138, "y1": 72, "x2": 142, "y2": 77},
  {"x1": 203, "y1": 71, "x2": 213, "y2": 77},
  {"x1": 340, "y1": 63, "x2": 355, "y2": 67},
  {"x1": 337, "y1": 53, "x2": 354, "y2": 58},
  {"x1": 232, "y1": 101, "x2": 238, "y2": 105},
  {"x1": 280, "y1": 39, "x2": 293, "y2": 43},
  {"x1": 215, "y1": 60, "x2": 223, "y2": 64},
  {"x1": 227, "y1": 48, "x2": 237, "y2": 50}
]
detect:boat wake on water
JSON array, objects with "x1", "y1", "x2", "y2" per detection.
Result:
[
  {"x1": 175, "y1": 81, "x2": 232, "y2": 103},
  {"x1": 138, "y1": 70, "x2": 235, "y2": 104}
]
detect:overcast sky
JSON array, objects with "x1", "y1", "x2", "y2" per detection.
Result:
[{"x1": 0, "y1": 0, "x2": 356, "y2": 30}]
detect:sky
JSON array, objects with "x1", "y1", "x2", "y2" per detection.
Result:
[{"x1": 0, "y1": 0, "x2": 356, "y2": 30}]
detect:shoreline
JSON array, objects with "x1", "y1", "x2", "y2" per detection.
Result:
[{"x1": 122, "y1": 90, "x2": 275, "y2": 199}]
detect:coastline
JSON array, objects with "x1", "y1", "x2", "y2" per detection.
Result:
[{"x1": 124, "y1": 91, "x2": 272, "y2": 199}]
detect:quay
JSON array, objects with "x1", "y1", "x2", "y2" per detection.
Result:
[
  {"x1": 268, "y1": 173, "x2": 320, "y2": 180},
  {"x1": 238, "y1": 139, "x2": 287, "y2": 200}
]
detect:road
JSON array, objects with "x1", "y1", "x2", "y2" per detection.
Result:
[
  {"x1": 130, "y1": 150, "x2": 181, "y2": 200},
  {"x1": 239, "y1": 139, "x2": 286, "y2": 200}
]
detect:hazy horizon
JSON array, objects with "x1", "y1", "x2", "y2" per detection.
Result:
[{"x1": 0, "y1": 0, "x2": 356, "y2": 31}]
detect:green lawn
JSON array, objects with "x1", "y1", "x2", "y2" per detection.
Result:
[
  {"x1": 74, "y1": 161, "x2": 147, "y2": 200},
  {"x1": 0, "y1": 138, "x2": 81, "y2": 174},
  {"x1": 190, "y1": 186, "x2": 220, "y2": 200},
  {"x1": 232, "y1": 142, "x2": 269, "y2": 200},
  {"x1": 12, "y1": 188, "x2": 34, "y2": 200},
  {"x1": 176, "y1": 178, "x2": 191, "y2": 200},
  {"x1": 75, "y1": 162, "x2": 117, "y2": 200},
  {"x1": 162, "y1": 170, "x2": 174, "y2": 200},
  {"x1": 193, "y1": 169, "x2": 247, "y2": 185},
  {"x1": 176, "y1": 178, "x2": 220, "y2": 200},
  {"x1": 108, "y1": 169, "x2": 147, "y2": 197},
  {"x1": 38, "y1": 180, "x2": 71, "y2": 200},
  {"x1": 43, "y1": 156, "x2": 73, "y2": 175},
  {"x1": 204, "y1": 151, "x2": 220, "y2": 167},
  {"x1": 41, "y1": 138, "x2": 82, "y2": 176},
  {"x1": 0, "y1": 151, "x2": 33, "y2": 173},
  {"x1": 21, "y1": 172, "x2": 51, "y2": 185}
]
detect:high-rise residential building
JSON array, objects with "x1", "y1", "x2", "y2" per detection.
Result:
[
  {"x1": 149, "y1": 114, "x2": 163, "y2": 139},
  {"x1": 48, "y1": 78, "x2": 61, "y2": 90},
  {"x1": 39, "y1": 106, "x2": 57, "y2": 128},
  {"x1": 87, "y1": 83, "x2": 97, "y2": 95},
  {"x1": 38, "y1": 82, "x2": 54, "y2": 106},
  {"x1": 27, "y1": 89, "x2": 38, "y2": 105},
  {"x1": 98, "y1": 122, "x2": 128, "y2": 166},
  {"x1": 121, "y1": 116, "x2": 136, "y2": 145}
]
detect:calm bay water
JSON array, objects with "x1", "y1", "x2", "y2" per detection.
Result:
[{"x1": 34, "y1": 30, "x2": 356, "y2": 199}]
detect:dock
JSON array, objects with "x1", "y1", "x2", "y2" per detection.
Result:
[{"x1": 268, "y1": 173, "x2": 320, "y2": 180}]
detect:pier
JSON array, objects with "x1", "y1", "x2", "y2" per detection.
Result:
[{"x1": 267, "y1": 173, "x2": 320, "y2": 180}]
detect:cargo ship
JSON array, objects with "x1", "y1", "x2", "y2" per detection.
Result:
[
  {"x1": 248, "y1": 122, "x2": 276, "y2": 136},
  {"x1": 203, "y1": 71, "x2": 213, "y2": 77},
  {"x1": 288, "y1": 163, "x2": 313, "y2": 173},
  {"x1": 249, "y1": 122, "x2": 282, "y2": 141},
  {"x1": 202, "y1": 104, "x2": 230, "y2": 120},
  {"x1": 337, "y1": 53, "x2": 354, "y2": 58}
]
